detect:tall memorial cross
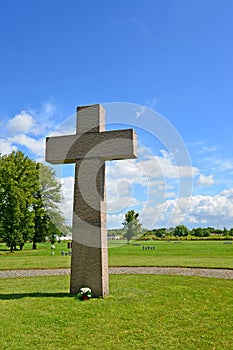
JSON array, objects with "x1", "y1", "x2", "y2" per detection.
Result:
[{"x1": 46, "y1": 104, "x2": 137, "y2": 297}]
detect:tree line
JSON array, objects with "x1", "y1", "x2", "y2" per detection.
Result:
[
  {"x1": 142, "y1": 225, "x2": 233, "y2": 240},
  {"x1": 0, "y1": 151, "x2": 68, "y2": 251},
  {"x1": 109, "y1": 221, "x2": 233, "y2": 242}
]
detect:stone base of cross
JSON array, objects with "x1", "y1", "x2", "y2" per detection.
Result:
[{"x1": 46, "y1": 104, "x2": 137, "y2": 297}]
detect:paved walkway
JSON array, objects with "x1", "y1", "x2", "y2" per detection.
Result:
[{"x1": 1, "y1": 267, "x2": 233, "y2": 279}]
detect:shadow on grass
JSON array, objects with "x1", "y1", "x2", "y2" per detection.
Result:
[{"x1": 0, "y1": 292, "x2": 74, "y2": 300}]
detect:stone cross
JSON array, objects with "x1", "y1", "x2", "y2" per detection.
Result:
[{"x1": 45, "y1": 104, "x2": 137, "y2": 297}]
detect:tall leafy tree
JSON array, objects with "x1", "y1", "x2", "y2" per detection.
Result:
[
  {"x1": 122, "y1": 210, "x2": 141, "y2": 243},
  {"x1": 0, "y1": 151, "x2": 37, "y2": 251},
  {"x1": 0, "y1": 151, "x2": 67, "y2": 251}
]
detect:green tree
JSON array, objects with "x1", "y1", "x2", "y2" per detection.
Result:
[
  {"x1": 122, "y1": 210, "x2": 141, "y2": 243},
  {"x1": 0, "y1": 151, "x2": 37, "y2": 251},
  {"x1": 0, "y1": 151, "x2": 67, "y2": 251},
  {"x1": 152, "y1": 227, "x2": 167, "y2": 238},
  {"x1": 202, "y1": 228, "x2": 211, "y2": 237},
  {"x1": 174, "y1": 225, "x2": 189, "y2": 237},
  {"x1": 192, "y1": 227, "x2": 204, "y2": 237}
]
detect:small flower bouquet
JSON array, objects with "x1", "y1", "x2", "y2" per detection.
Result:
[{"x1": 77, "y1": 287, "x2": 93, "y2": 301}]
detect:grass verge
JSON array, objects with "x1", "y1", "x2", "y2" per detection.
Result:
[{"x1": 0, "y1": 274, "x2": 233, "y2": 349}]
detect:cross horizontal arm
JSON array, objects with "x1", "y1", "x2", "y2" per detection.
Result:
[{"x1": 46, "y1": 129, "x2": 137, "y2": 164}]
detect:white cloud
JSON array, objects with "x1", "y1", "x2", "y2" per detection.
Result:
[
  {"x1": 59, "y1": 176, "x2": 74, "y2": 225},
  {"x1": 197, "y1": 174, "x2": 215, "y2": 186},
  {"x1": 107, "y1": 213, "x2": 125, "y2": 228},
  {"x1": 187, "y1": 190, "x2": 233, "y2": 227},
  {"x1": 49, "y1": 166, "x2": 233, "y2": 230},
  {"x1": 150, "y1": 189, "x2": 233, "y2": 229},
  {"x1": 0, "y1": 139, "x2": 17, "y2": 154},
  {"x1": 104, "y1": 149, "x2": 197, "y2": 228},
  {"x1": 107, "y1": 150, "x2": 198, "y2": 183},
  {"x1": 6, "y1": 100, "x2": 58, "y2": 137},
  {"x1": 107, "y1": 195, "x2": 139, "y2": 214},
  {"x1": 28, "y1": 101, "x2": 59, "y2": 136},
  {"x1": 9, "y1": 134, "x2": 45, "y2": 157},
  {"x1": 7, "y1": 111, "x2": 34, "y2": 134},
  {"x1": 144, "y1": 196, "x2": 192, "y2": 228},
  {"x1": 106, "y1": 159, "x2": 149, "y2": 187},
  {"x1": 139, "y1": 152, "x2": 198, "y2": 179},
  {"x1": 57, "y1": 160, "x2": 233, "y2": 229},
  {"x1": 0, "y1": 101, "x2": 60, "y2": 157}
]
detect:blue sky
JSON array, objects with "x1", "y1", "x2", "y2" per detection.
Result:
[{"x1": 1, "y1": 0, "x2": 233, "y2": 229}]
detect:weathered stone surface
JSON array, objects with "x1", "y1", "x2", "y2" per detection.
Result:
[
  {"x1": 46, "y1": 129, "x2": 137, "y2": 164},
  {"x1": 45, "y1": 104, "x2": 137, "y2": 297}
]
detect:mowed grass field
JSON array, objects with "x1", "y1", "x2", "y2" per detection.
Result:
[
  {"x1": 0, "y1": 274, "x2": 233, "y2": 349},
  {"x1": 0, "y1": 240, "x2": 233, "y2": 270},
  {"x1": 1, "y1": 241, "x2": 233, "y2": 349},
  {"x1": 109, "y1": 240, "x2": 233, "y2": 269}
]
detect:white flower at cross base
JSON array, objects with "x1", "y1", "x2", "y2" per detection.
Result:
[{"x1": 80, "y1": 287, "x2": 92, "y2": 294}]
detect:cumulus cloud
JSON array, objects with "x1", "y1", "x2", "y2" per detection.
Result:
[
  {"x1": 8, "y1": 134, "x2": 45, "y2": 157},
  {"x1": 7, "y1": 111, "x2": 34, "y2": 134},
  {"x1": 6, "y1": 100, "x2": 58, "y2": 136},
  {"x1": 150, "y1": 189, "x2": 233, "y2": 229},
  {"x1": 0, "y1": 139, "x2": 17, "y2": 154},
  {"x1": 139, "y1": 153, "x2": 199, "y2": 179},
  {"x1": 0, "y1": 100, "x2": 60, "y2": 158},
  {"x1": 187, "y1": 190, "x2": 233, "y2": 227},
  {"x1": 107, "y1": 150, "x2": 198, "y2": 182},
  {"x1": 107, "y1": 194, "x2": 139, "y2": 214}
]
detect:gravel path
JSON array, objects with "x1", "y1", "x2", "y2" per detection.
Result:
[{"x1": 1, "y1": 267, "x2": 233, "y2": 279}]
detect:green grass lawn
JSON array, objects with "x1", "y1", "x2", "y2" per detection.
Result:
[
  {"x1": 0, "y1": 240, "x2": 233, "y2": 270},
  {"x1": 109, "y1": 240, "x2": 233, "y2": 269},
  {"x1": 0, "y1": 274, "x2": 232, "y2": 349},
  {"x1": 0, "y1": 241, "x2": 71, "y2": 270}
]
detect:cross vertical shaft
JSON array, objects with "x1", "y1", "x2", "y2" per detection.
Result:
[{"x1": 70, "y1": 158, "x2": 109, "y2": 296}]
